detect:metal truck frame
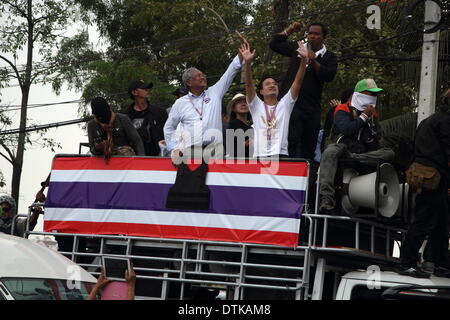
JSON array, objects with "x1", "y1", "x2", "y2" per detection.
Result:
[{"x1": 16, "y1": 155, "x2": 408, "y2": 300}]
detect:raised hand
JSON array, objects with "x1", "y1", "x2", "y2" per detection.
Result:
[
  {"x1": 125, "y1": 264, "x2": 136, "y2": 286},
  {"x1": 235, "y1": 30, "x2": 249, "y2": 46},
  {"x1": 286, "y1": 22, "x2": 302, "y2": 34},
  {"x1": 239, "y1": 40, "x2": 256, "y2": 63},
  {"x1": 329, "y1": 99, "x2": 340, "y2": 108},
  {"x1": 363, "y1": 105, "x2": 375, "y2": 117},
  {"x1": 96, "y1": 269, "x2": 112, "y2": 289},
  {"x1": 297, "y1": 41, "x2": 308, "y2": 59}
]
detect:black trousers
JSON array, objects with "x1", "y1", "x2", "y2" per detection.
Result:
[
  {"x1": 288, "y1": 108, "x2": 321, "y2": 159},
  {"x1": 401, "y1": 178, "x2": 450, "y2": 268},
  {"x1": 422, "y1": 193, "x2": 450, "y2": 262}
]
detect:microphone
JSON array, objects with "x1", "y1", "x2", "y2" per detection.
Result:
[{"x1": 305, "y1": 41, "x2": 311, "y2": 66}]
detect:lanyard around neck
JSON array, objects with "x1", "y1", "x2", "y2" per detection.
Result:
[
  {"x1": 263, "y1": 102, "x2": 278, "y2": 128},
  {"x1": 189, "y1": 94, "x2": 205, "y2": 120}
]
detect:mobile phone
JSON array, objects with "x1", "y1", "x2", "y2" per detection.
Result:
[{"x1": 102, "y1": 256, "x2": 130, "y2": 281}]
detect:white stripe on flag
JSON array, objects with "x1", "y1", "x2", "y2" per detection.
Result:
[
  {"x1": 50, "y1": 170, "x2": 307, "y2": 191},
  {"x1": 44, "y1": 208, "x2": 300, "y2": 234}
]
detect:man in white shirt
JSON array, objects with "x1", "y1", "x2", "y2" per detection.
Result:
[
  {"x1": 239, "y1": 34, "x2": 307, "y2": 158},
  {"x1": 164, "y1": 39, "x2": 244, "y2": 163}
]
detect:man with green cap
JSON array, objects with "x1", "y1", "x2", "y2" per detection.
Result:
[{"x1": 318, "y1": 79, "x2": 395, "y2": 214}]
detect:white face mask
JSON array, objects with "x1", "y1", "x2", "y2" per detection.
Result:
[{"x1": 351, "y1": 92, "x2": 377, "y2": 111}]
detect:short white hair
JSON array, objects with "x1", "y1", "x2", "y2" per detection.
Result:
[{"x1": 182, "y1": 67, "x2": 200, "y2": 86}]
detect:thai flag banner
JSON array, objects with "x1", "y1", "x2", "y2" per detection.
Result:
[{"x1": 44, "y1": 156, "x2": 309, "y2": 247}]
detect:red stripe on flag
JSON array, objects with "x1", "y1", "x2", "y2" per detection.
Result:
[
  {"x1": 51, "y1": 156, "x2": 308, "y2": 177},
  {"x1": 44, "y1": 220, "x2": 299, "y2": 247}
]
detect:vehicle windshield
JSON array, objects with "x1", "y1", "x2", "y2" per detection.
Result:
[{"x1": 1, "y1": 278, "x2": 94, "y2": 300}]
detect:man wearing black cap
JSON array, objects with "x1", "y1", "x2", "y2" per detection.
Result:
[{"x1": 123, "y1": 80, "x2": 168, "y2": 156}]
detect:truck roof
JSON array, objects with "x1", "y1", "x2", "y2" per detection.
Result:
[
  {"x1": 342, "y1": 270, "x2": 450, "y2": 286},
  {"x1": 0, "y1": 233, "x2": 96, "y2": 283}
]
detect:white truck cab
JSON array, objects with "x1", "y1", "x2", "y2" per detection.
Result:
[
  {"x1": 0, "y1": 233, "x2": 96, "y2": 300},
  {"x1": 336, "y1": 270, "x2": 450, "y2": 300}
]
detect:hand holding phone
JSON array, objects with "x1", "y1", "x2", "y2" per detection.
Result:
[{"x1": 102, "y1": 256, "x2": 131, "y2": 282}]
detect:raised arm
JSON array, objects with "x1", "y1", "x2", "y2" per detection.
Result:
[
  {"x1": 88, "y1": 269, "x2": 111, "y2": 300},
  {"x1": 269, "y1": 22, "x2": 303, "y2": 57},
  {"x1": 209, "y1": 32, "x2": 247, "y2": 98},
  {"x1": 237, "y1": 33, "x2": 257, "y2": 104},
  {"x1": 289, "y1": 41, "x2": 308, "y2": 101}
]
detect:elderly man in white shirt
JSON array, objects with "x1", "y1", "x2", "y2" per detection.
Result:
[{"x1": 164, "y1": 38, "x2": 244, "y2": 163}]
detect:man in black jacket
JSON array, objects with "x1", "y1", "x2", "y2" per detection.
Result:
[
  {"x1": 269, "y1": 21, "x2": 338, "y2": 159},
  {"x1": 123, "y1": 80, "x2": 168, "y2": 156},
  {"x1": 398, "y1": 88, "x2": 450, "y2": 278}
]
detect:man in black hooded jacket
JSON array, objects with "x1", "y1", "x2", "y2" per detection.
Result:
[
  {"x1": 87, "y1": 97, "x2": 145, "y2": 158},
  {"x1": 399, "y1": 89, "x2": 450, "y2": 278}
]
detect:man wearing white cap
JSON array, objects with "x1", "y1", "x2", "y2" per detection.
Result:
[{"x1": 318, "y1": 79, "x2": 395, "y2": 214}]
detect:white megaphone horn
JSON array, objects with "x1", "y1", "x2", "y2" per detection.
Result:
[{"x1": 341, "y1": 163, "x2": 401, "y2": 218}]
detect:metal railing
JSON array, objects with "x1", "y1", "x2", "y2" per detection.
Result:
[
  {"x1": 305, "y1": 213, "x2": 406, "y2": 261},
  {"x1": 15, "y1": 157, "x2": 409, "y2": 300},
  {"x1": 26, "y1": 227, "x2": 312, "y2": 300},
  {"x1": 20, "y1": 206, "x2": 407, "y2": 300}
]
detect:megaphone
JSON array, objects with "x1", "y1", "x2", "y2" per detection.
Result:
[
  {"x1": 341, "y1": 163, "x2": 400, "y2": 218},
  {"x1": 395, "y1": 183, "x2": 417, "y2": 224}
]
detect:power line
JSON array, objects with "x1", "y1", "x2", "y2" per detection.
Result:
[
  {"x1": 0, "y1": 118, "x2": 89, "y2": 136},
  {"x1": 0, "y1": 98, "x2": 86, "y2": 109},
  {"x1": 0, "y1": 72, "x2": 228, "y2": 112},
  {"x1": 0, "y1": 97, "x2": 178, "y2": 135}
]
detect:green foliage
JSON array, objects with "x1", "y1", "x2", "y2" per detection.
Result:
[
  {"x1": 70, "y1": 0, "x2": 256, "y2": 113},
  {"x1": 282, "y1": 0, "x2": 421, "y2": 122},
  {"x1": 67, "y1": 0, "x2": 443, "y2": 124}
]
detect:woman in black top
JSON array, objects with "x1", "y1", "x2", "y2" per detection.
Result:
[{"x1": 226, "y1": 93, "x2": 253, "y2": 158}]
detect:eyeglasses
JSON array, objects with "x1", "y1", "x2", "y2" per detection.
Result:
[
  {"x1": 192, "y1": 73, "x2": 207, "y2": 80},
  {"x1": 263, "y1": 81, "x2": 278, "y2": 87}
]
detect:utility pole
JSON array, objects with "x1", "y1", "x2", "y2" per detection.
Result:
[{"x1": 417, "y1": 0, "x2": 441, "y2": 125}]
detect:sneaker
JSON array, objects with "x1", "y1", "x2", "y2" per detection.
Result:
[
  {"x1": 318, "y1": 198, "x2": 335, "y2": 215},
  {"x1": 421, "y1": 261, "x2": 434, "y2": 273},
  {"x1": 433, "y1": 266, "x2": 450, "y2": 278},
  {"x1": 397, "y1": 266, "x2": 431, "y2": 279},
  {"x1": 319, "y1": 206, "x2": 336, "y2": 215}
]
